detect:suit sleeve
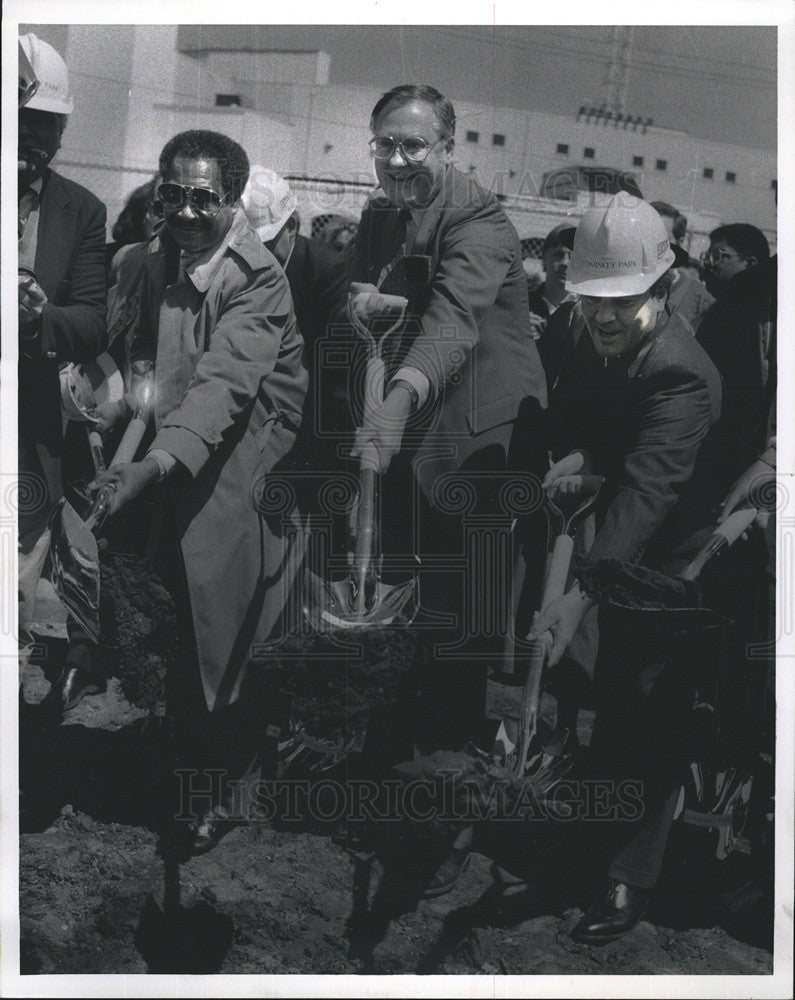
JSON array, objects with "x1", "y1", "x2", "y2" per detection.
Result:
[
  {"x1": 39, "y1": 196, "x2": 107, "y2": 363},
  {"x1": 150, "y1": 264, "x2": 296, "y2": 478},
  {"x1": 587, "y1": 366, "x2": 716, "y2": 564},
  {"x1": 399, "y1": 213, "x2": 513, "y2": 396},
  {"x1": 315, "y1": 247, "x2": 351, "y2": 328}
]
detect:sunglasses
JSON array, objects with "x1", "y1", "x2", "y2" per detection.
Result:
[
  {"x1": 157, "y1": 182, "x2": 225, "y2": 216},
  {"x1": 700, "y1": 247, "x2": 743, "y2": 265},
  {"x1": 368, "y1": 135, "x2": 444, "y2": 164}
]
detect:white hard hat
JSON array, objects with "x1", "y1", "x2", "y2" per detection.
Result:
[
  {"x1": 19, "y1": 32, "x2": 73, "y2": 115},
  {"x1": 241, "y1": 166, "x2": 298, "y2": 242},
  {"x1": 566, "y1": 194, "x2": 675, "y2": 297},
  {"x1": 60, "y1": 353, "x2": 123, "y2": 422}
]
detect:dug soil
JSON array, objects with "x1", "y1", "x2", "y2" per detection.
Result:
[{"x1": 19, "y1": 654, "x2": 773, "y2": 976}]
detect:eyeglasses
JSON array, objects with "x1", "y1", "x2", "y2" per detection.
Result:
[
  {"x1": 701, "y1": 247, "x2": 743, "y2": 265},
  {"x1": 157, "y1": 182, "x2": 225, "y2": 216},
  {"x1": 368, "y1": 135, "x2": 444, "y2": 164}
]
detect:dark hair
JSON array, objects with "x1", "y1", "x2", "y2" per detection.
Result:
[
  {"x1": 709, "y1": 223, "x2": 769, "y2": 262},
  {"x1": 158, "y1": 129, "x2": 250, "y2": 203},
  {"x1": 370, "y1": 85, "x2": 456, "y2": 140},
  {"x1": 651, "y1": 200, "x2": 687, "y2": 242},
  {"x1": 542, "y1": 224, "x2": 576, "y2": 255},
  {"x1": 111, "y1": 175, "x2": 158, "y2": 245}
]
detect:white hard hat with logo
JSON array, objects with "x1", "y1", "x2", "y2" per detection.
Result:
[
  {"x1": 241, "y1": 166, "x2": 298, "y2": 242},
  {"x1": 566, "y1": 194, "x2": 675, "y2": 297},
  {"x1": 19, "y1": 32, "x2": 73, "y2": 115}
]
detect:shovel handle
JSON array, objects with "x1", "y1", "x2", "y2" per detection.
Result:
[
  {"x1": 348, "y1": 292, "x2": 408, "y2": 351},
  {"x1": 86, "y1": 428, "x2": 106, "y2": 475},
  {"x1": 364, "y1": 357, "x2": 386, "y2": 424},
  {"x1": 541, "y1": 534, "x2": 574, "y2": 611},
  {"x1": 680, "y1": 506, "x2": 759, "y2": 581},
  {"x1": 109, "y1": 414, "x2": 148, "y2": 467},
  {"x1": 352, "y1": 464, "x2": 378, "y2": 616},
  {"x1": 84, "y1": 483, "x2": 116, "y2": 532},
  {"x1": 515, "y1": 631, "x2": 552, "y2": 775}
]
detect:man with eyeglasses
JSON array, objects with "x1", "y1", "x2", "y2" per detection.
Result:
[
  {"x1": 696, "y1": 224, "x2": 774, "y2": 549},
  {"x1": 699, "y1": 223, "x2": 769, "y2": 300},
  {"x1": 92, "y1": 129, "x2": 308, "y2": 854},
  {"x1": 345, "y1": 84, "x2": 548, "y2": 896},
  {"x1": 534, "y1": 195, "x2": 728, "y2": 943}
]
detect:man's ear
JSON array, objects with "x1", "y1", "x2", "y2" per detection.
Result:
[
  {"x1": 743, "y1": 255, "x2": 758, "y2": 270},
  {"x1": 442, "y1": 138, "x2": 455, "y2": 163}
]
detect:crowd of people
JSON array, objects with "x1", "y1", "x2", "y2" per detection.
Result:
[{"x1": 18, "y1": 32, "x2": 776, "y2": 947}]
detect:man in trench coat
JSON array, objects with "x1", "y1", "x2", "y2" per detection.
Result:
[{"x1": 95, "y1": 130, "x2": 307, "y2": 853}]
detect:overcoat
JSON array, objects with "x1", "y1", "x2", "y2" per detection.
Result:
[{"x1": 132, "y1": 210, "x2": 308, "y2": 711}]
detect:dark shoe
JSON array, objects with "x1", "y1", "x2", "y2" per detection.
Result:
[
  {"x1": 42, "y1": 665, "x2": 106, "y2": 715},
  {"x1": 189, "y1": 805, "x2": 237, "y2": 856},
  {"x1": 571, "y1": 880, "x2": 650, "y2": 945},
  {"x1": 422, "y1": 847, "x2": 471, "y2": 898}
]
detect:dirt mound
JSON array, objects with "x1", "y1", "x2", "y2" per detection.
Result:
[{"x1": 100, "y1": 550, "x2": 176, "y2": 709}]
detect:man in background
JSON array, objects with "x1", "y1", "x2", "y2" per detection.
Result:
[
  {"x1": 651, "y1": 200, "x2": 713, "y2": 331},
  {"x1": 18, "y1": 32, "x2": 108, "y2": 710}
]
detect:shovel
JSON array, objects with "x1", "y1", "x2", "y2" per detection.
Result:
[
  {"x1": 303, "y1": 293, "x2": 419, "y2": 630},
  {"x1": 49, "y1": 388, "x2": 153, "y2": 643},
  {"x1": 512, "y1": 474, "x2": 604, "y2": 776},
  {"x1": 576, "y1": 505, "x2": 760, "y2": 637}
]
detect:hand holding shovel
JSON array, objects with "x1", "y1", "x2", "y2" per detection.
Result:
[{"x1": 514, "y1": 473, "x2": 603, "y2": 775}]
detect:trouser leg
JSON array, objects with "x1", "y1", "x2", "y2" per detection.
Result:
[{"x1": 591, "y1": 611, "x2": 695, "y2": 889}]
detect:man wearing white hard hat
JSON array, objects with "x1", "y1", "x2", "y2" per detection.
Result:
[
  {"x1": 242, "y1": 167, "x2": 348, "y2": 497},
  {"x1": 531, "y1": 194, "x2": 725, "y2": 943},
  {"x1": 18, "y1": 32, "x2": 108, "y2": 710}
]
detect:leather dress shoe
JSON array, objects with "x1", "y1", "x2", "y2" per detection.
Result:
[
  {"x1": 571, "y1": 880, "x2": 650, "y2": 944},
  {"x1": 42, "y1": 665, "x2": 106, "y2": 715},
  {"x1": 422, "y1": 847, "x2": 472, "y2": 898}
]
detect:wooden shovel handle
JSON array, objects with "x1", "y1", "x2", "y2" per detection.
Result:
[{"x1": 109, "y1": 414, "x2": 148, "y2": 467}]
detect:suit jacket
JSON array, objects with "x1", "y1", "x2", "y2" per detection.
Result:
[
  {"x1": 285, "y1": 234, "x2": 349, "y2": 353},
  {"x1": 349, "y1": 166, "x2": 547, "y2": 499},
  {"x1": 285, "y1": 234, "x2": 351, "y2": 459},
  {"x1": 696, "y1": 257, "x2": 777, "y2": 488},
  {"x1": 550, "y1": 310, "x2": 722, "y2": 571},
  {"x1": 18, "y1": 169, "x2": 107, "y2": 535}
]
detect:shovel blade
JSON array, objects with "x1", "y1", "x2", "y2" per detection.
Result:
[
  {"x1": 303, "y1": 569, "x2": 418, "y2": 631},
  {"x1": 49, "y1": 499, "x2": 101, "y2": 642}
]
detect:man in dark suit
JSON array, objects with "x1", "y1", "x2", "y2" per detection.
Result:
[
  {"x1": 534, "y1": 196, "x2": 727, "y2": 944},
  {"x1": 346, "y1": 85, "x2": 548, "y2": 894},
  {"x1": 241, "y1": 167, "x2": 350, "y2": 492},
  {"x1": 18, "y1": 33, "x2": 107, "y2": 708}
]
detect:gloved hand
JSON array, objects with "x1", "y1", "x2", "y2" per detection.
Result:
[
  {"x1": 527, "y1": 584, "x2": 593, "y2": 666},
  {"x1": 542, "y1": 450, "x2": 593, "y2": 491},
  {"x1": 349, "y1": 282, "x2": 407, "y2": 324},
  {"x1": 350, "y1": 386, "x2": 413, "y2": 474}
]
